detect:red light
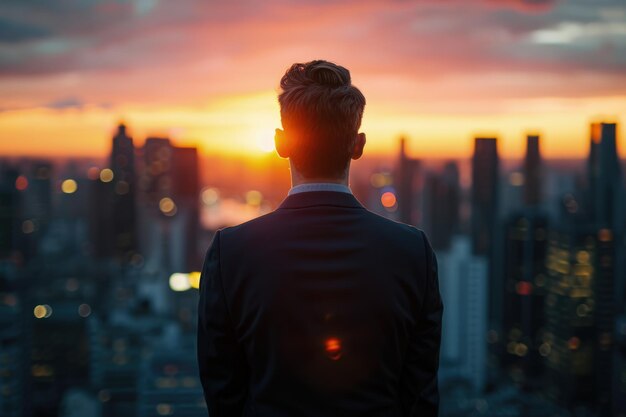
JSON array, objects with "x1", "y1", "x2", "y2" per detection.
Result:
[
  {"x1": 15, "y1": 176, "x2": 28, "y2": 191},
  {"x1": 568, "y1": 337, "x2": 580, "y2": 350},
  {"x1": 325, "y1": 337, "x2": 342, "y2": 361},
  {"x1": 516, "y1": 281, "x2": 533, "y2": 296},
  {"x1": 381, "y1": 192, "x2": 396, "y2": 208}
]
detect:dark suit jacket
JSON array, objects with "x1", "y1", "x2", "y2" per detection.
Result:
[{"x1": 197, "y1": 191, "x2": 443, "y2": 417}]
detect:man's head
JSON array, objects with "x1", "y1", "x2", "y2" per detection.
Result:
[{"x1": 275, "y1": 60, "x2": 366, "y2": 180}]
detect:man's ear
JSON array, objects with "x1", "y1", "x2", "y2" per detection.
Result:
[
  {"x1": 351, "y1": 132, "x2": 366, "y2": 160},
  {"x1": 275, "y1": 128, "x2": 290, "y2": 158}
]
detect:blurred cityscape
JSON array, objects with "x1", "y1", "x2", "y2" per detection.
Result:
[{"x1": 0, "y1": 121, "x2": 625, "y2": 417}]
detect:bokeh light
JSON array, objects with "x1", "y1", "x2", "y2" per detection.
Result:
[
  {"x1": 325, "y1": 337, "x2": 342, "y2": 360},
  {"x1": 246, "y1": 190, "x2": 263, "y2": 206},
  {"x1": 78, "y1": 303, "x2": 92, "y2": 318},
  {"x1": 61, "y1": 179, "x2": 78, "y2": 194},
  {"x1": 201, "y1": 187, "x2": 220, "y2": 206},
  {"x1": 15, "y1": 175, "x2": 28, "y2": 191},
  {"x1": 33, "y1": 304, "x2": 52, "y2": 319},
  {"x1": 188, "y1": 272, "x2": 201, "y2": 289},
  {"x1": 100, "y1": 168, "x2": 114, "y2": 183},
  {"x1": 159, "y1": 197, "x2": 177, "y2": 216},
  {"x1": 169, "y1": 273, "x2": 191, "y2": 292},
  {"x1": 22, "y1": 220, "x2": 35, "y2": 234},
  {"x1": 381, "y1": 191, "x2": 397, "y2": 209}
]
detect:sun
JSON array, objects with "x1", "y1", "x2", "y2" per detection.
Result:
[{"x1": 253, "y1": 128, "x2": 276, "y2": 153}]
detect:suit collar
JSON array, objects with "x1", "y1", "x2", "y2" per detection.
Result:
[{"x1": 278, "y1": 191, "x2": 365, "y2": 210}]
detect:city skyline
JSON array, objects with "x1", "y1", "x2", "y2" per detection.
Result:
[{"x1": 1, "y1": 0, "x2": 625, "y2": 159}]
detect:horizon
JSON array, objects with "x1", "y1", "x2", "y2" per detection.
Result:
[{"x1": 1, "y1": 0, "x2": 625, "y2": 159}]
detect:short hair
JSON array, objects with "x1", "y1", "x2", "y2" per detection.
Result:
[{"x1": 278, "y1": 60, "x2": 366, "y2": 178}]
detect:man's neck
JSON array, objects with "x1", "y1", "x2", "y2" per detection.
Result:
[{"x1": 289, "y1": 161, "x2": 350, "y2": 187}]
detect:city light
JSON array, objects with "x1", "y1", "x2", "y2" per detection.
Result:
[
  {"x1": 78, "y1": 303, "x2": 92, "y2": 318},
  {"x1": 509, "y1": 172, "x2": 524, "y2": 186},
  {"x1": 98, "y1": 390, "x2": 111, "y2": 402},
  {"x1": 598, "y1": 228, "x2": 613, "y2": 242},
  {"x1": 159, "y1": 197, "x2": 177, "y2": 216},
  {"x1": 246, "y1": 190, "x2": 263, "y2": 206},
  {"x1": 61, "y1": 179, "x2": 78, "y2": 194},
  {"x1": 188, "y1": 271, "x2": 201, "y2": 289},
  {"x1": 15, "y1": 175, "x2": 28, "y2": 191},
  {"x1": 169, "y1": 272, "x2": 201, "y2": 291},
  {"x1": 370, "y1": 173, "x2": 392, "y2": 188},
  {"x1": 115, "y1": 180, "x2": 129, "y2": 195},
  {"x1": 87, "y1": 166, "x2": 100, "y2": 180},
  {"x1": 22, "y1": 220, "x2": 35, "y2": 234},
  {"x1": 169, "y1": 273, "x2": 191, "y2": 292},
  {"x1": 381, "y1": 191, "x2": 397, "y2": 209},
  {"x1": 201, "y1": 187, "x2": 219, "y2": 206},
  {"x1": 100, "y1": 168, "x2": 114, "y2": 183},
  {"x1": 568, "y1": 337, "x2": 581, "y2": 350},
  {"x1": 156, "y1": 403, "x2": 173, "y2": 416},
  {"x1": 33, "y1": 304, "x2": 52, "y2": 319},
  {"x1": 515, "y1": 281, "x2": 533, "y2": 296},
  {"x1": 325, "y1": 337, "x2": 342, "y2": 360}
]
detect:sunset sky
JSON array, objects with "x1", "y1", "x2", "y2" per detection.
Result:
[{"x1": 0, "y1": 0, "x2": 625, "y2": 159}]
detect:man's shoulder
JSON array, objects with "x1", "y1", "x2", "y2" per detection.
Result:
[
  {"x1": 218, "y1": 205, "x2": 425, "y2": 243},
  {"x1": 361, "y1": 208, "x2": 424, "y2": 238},
  {"x1": 218, "y1": 209, "x2": 281, "y2": 236}
]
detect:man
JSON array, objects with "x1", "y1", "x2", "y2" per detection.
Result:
[{"x1": 198, "y1": 60, "x2": 443, "y2": 417}]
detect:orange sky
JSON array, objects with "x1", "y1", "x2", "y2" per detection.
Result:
[{"x1": 0, "y1": 0, "x2": 625, "y2": 159}]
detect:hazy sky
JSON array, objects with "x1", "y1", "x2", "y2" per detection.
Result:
[{"x1": 1, "y1": 0, "x2": 625, "y2": 158}]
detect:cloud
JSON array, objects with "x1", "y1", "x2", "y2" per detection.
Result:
[
  {"x1": 45, "y1": 97, "x2": 84, "y2": 110},
  {"x1": 0, "y1": 0, "x2": 624, "y2": 109},
  {"x1": 484, "y1": 0, "x2": 557, "y2": 12},
  {"x1": 0, "y1": 17, "x2": 49, "y2": 42}
]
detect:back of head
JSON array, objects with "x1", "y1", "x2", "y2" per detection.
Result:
[{"x1": 278, "y1": 60, "x2": 366, "y2": 178}]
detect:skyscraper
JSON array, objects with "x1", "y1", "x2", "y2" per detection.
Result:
[
  {"x1": 471, "y1": 137, "x2": 499, "y2": 255},
  {"x1": 471, "y1": 137, "x2": 501, "y2": 385},
  {"x1": 396, "y1": 138, "x2": 420, "y2": 226},
  {"x1": 422, "y1": 161, "x2": 460, "y2": 250},
  {"x1": 171, "y1": 146, "x2": 200, "y2": 272},
  {"x1": 438, "y1": 236, "x2": 488, "y2": 392},
  {"x1": 501, "y1": 211, "x2": 548, "y2": 386},
  {"x1": 0, "y1": 167, "x2": 20, "y2": 258},
  {"x1": 110, "y1": 123, "x2": 137, "y2": 260},
  {"x1": 587, "y1": 123, "x2": 622, "y2": 228},
  {"x1": 544, "y1": 225, "x2": 610, "y2": 409},
  {"x1": 523, "y1": 135, "x2": 542, "y2": 207}
]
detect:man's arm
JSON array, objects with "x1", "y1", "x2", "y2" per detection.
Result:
[
  {"x1": 197, "y1": 230, "x2": 249, "y2": 416},
  {"x1": 399, "y1": 231, "x2": 444, "y2": 416}
]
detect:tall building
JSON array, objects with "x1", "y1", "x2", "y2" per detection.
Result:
[
  {"x1": 91, "y1": 321, "x2": 142, "y2": 417},
  {"x1": 137, "y1": 350, "x2": 206, "y2": 417},
  {"x1": 89, "y1": 169, "x2": 115, "y2": 258},
  {"x1": 171, "y1": 147, "x2": 200, "y2": 272},
  {"x1": 0, "y1": 299, "x2": 24, "y2": 417},
  {"x1": 0, "y1": 167, "x2": 20, "y2": 258},
  {"x1": 587, "y1": 123, "x2": 622, "y2": 228},
  {"x1": 396, "y1": 138, "x2": 420, "y2": 226},
  {"x1": 615, "y1": 314, "x2": 626, "y2": 415},
  {"x1": 141, "y1": 137, "x2": 173, "y2": 205},
  {"x1": 422, "y1": 161, "x2": 460, "y2": 250},
  {"x1": 471, "y1": 137, "x2": 501, "y2": 382},
  {"x1": 110, "y1": 123, "x2": 138, "y2": 260},
  {"x1": 19, "y1": 161, "x2": 53, "y2": 261},
  {"x1": 471, "y1": 137, "x2": 499, "y2": 255},
  {"x1": 438, "y1": 236, "x2": 488, "y2": 393},
  {"x1": 28, "y1": 302, "x2": 91, "y2": 416},
  {"x1": 584, "y1": 122, "x2": 623, "y2": 415},
  {"x1": 544, "y1": 225, "x2": 614, "y2": 412},
  {"x1": 523, "y1": 135, "x2": 542, "y2": 207},
  {"x1": 500, "y1": 211, "x2": 549, "y2": 386}
]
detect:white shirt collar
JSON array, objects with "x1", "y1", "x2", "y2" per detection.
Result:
[{"x1": 288, "y1": 182, "x2": 352, "y2": 196}]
